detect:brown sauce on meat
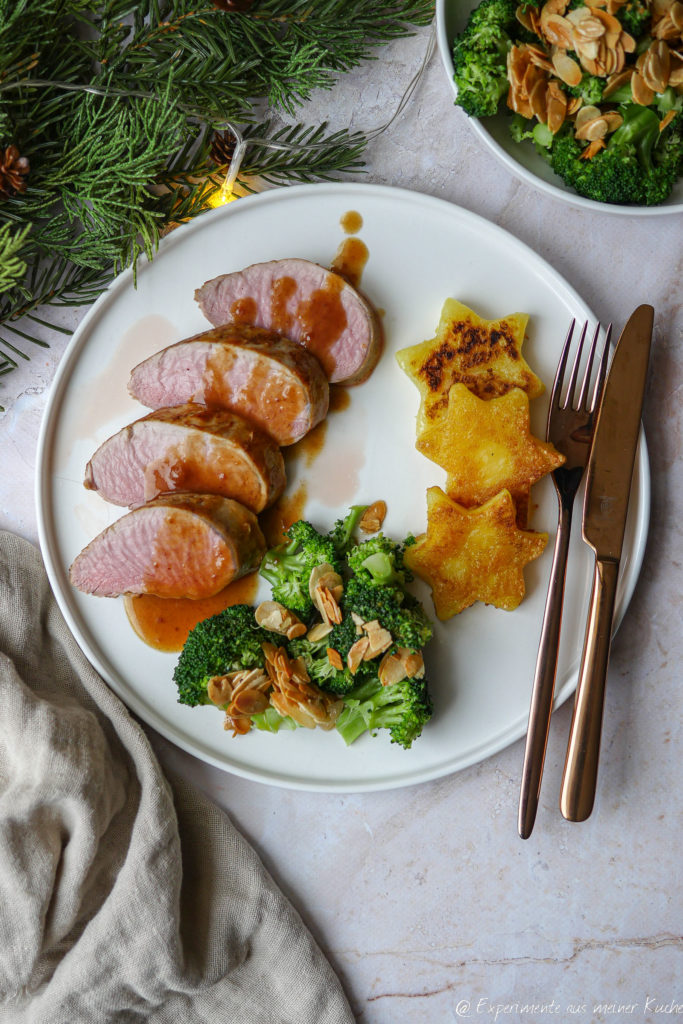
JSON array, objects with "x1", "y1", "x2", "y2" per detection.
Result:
[
  {"x1": 125, "y1": 572, "x2": 259, "y2": 652},
  {"x1": 230, "y1": 296, "x2": 257, "y2": 324},
  {"x1": 340, "y1": 210, "x2": 363, "y2": 235},
  {"x1": 297, "y1": 274, "x2": 347, "y2": 376},
  {"x1": 330, "y1": 236, "x2": 369, "y2": 291},
  {"x1": 259, "y1": 483, "x2": 308, "y2": 547},
  {"x1": 269, "y1": 276, "x2": 297, "y2": 335}
]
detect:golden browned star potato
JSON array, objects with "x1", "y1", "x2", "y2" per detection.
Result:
[{"x1": 404, "y1": 487, "x2": 548, "y2": 619}]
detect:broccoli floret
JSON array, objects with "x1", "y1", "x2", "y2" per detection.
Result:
[
  {"x1": 343, "y1": 577, "x2": 433, "y2": 652},
  {"x1": 328, "y1": 504, "x2": 368, "y2": 558},
  {"x1": 566, "y1": 73, "x2": 604, "y2": 106},
  {"x1": 617, "y1": 0, "x2": 650, "y2": 39},
  {"x1": 336, "y1": 676, "x2": 434, "y2": 750},
  {"x1": 288, "y1": 617, "x2": 364, "y2": 696},
  {"x1": 259, "y1": 520, "x2": 341, "y2": 617},
  {"x1": 452, "y1": 0, "x2": 519, "y2": 118},
  {"x1": 173, "y1": 604, "x2": 277, "y2": 708},
  {"x1": 346, "y1": 533, "x2": 413, "y2": 590},
  {"x1": 549, "y1": 106, "x2": 682, "y2": 206}
]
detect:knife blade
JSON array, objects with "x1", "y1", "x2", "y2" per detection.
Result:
[{"x1": 560, "y1": 304, "x2": 654, "y2": 822}]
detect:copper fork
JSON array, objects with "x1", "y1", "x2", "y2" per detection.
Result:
[{"x1": 518, "y1": 320, "x2": 611, "y2": 840}]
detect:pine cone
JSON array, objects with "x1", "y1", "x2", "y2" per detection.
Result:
[
  {"x1": 210, "y1": 128, "x2": 238, "y2": 167},
  {"x1": 212, "y1": 0, "x2": 255, "y2": 11},
  {"x1": 0, "y1": 145, "x2": 30, "y2": 199}
]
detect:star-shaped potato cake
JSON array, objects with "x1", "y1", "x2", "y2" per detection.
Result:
[
  {"x1": 396, "y1": 299, "x2": 544, "y2": 434},
  {"x1": 404, "y1": 487, "x2": 548, "y2": 619},
  {"x1": 416, "y1": 385, "x2": 564, "y2": 521}
]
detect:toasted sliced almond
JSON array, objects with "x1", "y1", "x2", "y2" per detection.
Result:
[
  {"x1": 671, "y1": 1, "x2": 683, "y2": 31},
  {"x1": 317, "y1": 584, "x2": 343, "y2": 625},
  {"x1": 308, "y1": 621, "x2": 333, "y2": 643},
  {"x1": 378, "y1": 651, "x2": 408, "y2": 687},
  {"x1": 620, "y1": 29, "x2": 637, "y2": 53},
  {"x1": 602, "y1": 110, "x2": 624, "y2": 132},
  {"x1": 232, "y1": 690, "x2": 270, "y2": 716},
  {"x1": 544, "y1": 12, "x2": 574, "y2": 47},
  {"x1": 552, "y1": 48, "x2": 583, "y2": 85},
  {"x1": 590, "y1": 6, "x2": 623, "y2": 33},
  {"x1": 575, "y1": 104, "x2": 602, "y2": 130},
  {"x1": 359, "y1": 500, "x2": 388, "y2": 534},
  {"x1": 530, "y1": 77, "x2": 549, "y2": 121},
  {"x1": 580, "y1": 138, "x2": 607, "y2": 159},
  {"x1": 603, "y1": 66, "x2": 633, "y2": 98},
  {"x1": 225, "y1": 713, "x2": 252, "y2": 735},
  {"x1": 308, "y1": 563, "x2": 343, "y2": 602},
  {"x1": 567, "y1": 95, "x2": 584, "y2": 116},
  {"x1": 347, "y1": 636, "x2": 370, "y2": 674},
  {"x1": 208, "y1": 674, "x2": 235, "y2": 706},
  {"x1": 255, "y1": 600, "x2": 306, "y2": 640},
  {"x1": 326, "y1": 647, "x2": 344, "y2": 671},
  {"x1": 632, "y1": 71, "x2": 656, "y2": 105},
  {"x1": 547, "y1": 80, "x2": 568, "y2": 133},
  {"x1": 399, "y1": 649, "x2": 425, "y2": 679},
  {"x1": 516, "y1": 5, "x2": 535, "y2": 32},
  {"x1": 363, "y1": 622, "x2": 394, "y2": 659},
  {"x1": 573, "y1": 15, "x2": 606, "y2": 40}
]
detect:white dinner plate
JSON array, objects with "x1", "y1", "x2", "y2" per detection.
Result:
[
  {"x1": 436, "y1": 0, "x2": 683, "y2": 216},
  {"x1": 36, "y1": 183, "x2": 649, "y2": 792}
]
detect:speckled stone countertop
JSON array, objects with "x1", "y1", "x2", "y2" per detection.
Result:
[{"x1": 1, "y1": 25, "x2": 681, "y2": 1024}]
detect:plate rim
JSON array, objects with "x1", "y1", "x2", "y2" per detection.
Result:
[
  {"x1": 435, "y1": 0, "x2": 683, "y2": 218},
  {"x1": 35, "y1": 181, "x2": 651, "y2": 792}
]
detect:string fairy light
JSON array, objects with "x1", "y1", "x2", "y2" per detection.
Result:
[
  {"x1": 0, "y1": 20, "x2": 436, "y2": 211},
  {"x1": 208, "y1": 19, "x2": 437, "y2": 207}
]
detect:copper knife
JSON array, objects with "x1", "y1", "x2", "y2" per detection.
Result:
[{"x1": 560, "y1": 304, "x2": 654, "y2": 822}]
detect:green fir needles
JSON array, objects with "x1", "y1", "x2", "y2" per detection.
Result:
[{"x1": 0, "y1": 0, "x2": 433, "y2": 393}]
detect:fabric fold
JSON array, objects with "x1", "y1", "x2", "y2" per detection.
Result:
[{"x1": 0, "y1": 531, "x2": 354, "y2": 1024}]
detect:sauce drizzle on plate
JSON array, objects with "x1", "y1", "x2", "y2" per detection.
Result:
[{"x1": 124, "y1": 572, "x2": 259, "y2": 653}]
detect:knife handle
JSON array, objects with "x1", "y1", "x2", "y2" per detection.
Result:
[{"x1": 560, "y1": 557, "x2": 619, "y2": 822}]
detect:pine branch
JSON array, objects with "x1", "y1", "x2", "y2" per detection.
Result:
[{"x1": 0, "y1": 0, "x2": 434, "y2": 405}]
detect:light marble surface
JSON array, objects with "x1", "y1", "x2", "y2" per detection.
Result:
[{"x1": 1, "y1": 24, "x2": 682, "y2": 1023}]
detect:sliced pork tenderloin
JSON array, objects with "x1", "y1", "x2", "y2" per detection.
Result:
[
  {"x1": 69, "y1": 493, "x2": 265, "y2": 599},
  {"x1": 84, "y1": 403, "x2": 285, "y2": 512},
  {"x1": 128, "y1": 323, "x2": 328, "y2": 446},
  {"x1": 194, "y1": 258, "x2": 382, "y2": 385}
]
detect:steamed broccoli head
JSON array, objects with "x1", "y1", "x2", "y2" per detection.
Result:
[
  {"x1": 452, "y1": 0, "x2": 519, "y2": 118},
  {"x1": 287, "y1": 616, "x2": 365, "y2": 696},
  {"x1": 336, "y1": 676, "x2": 434, "y2": 750},
  {"x1": 550, "y1": 106, "x2": 682, "y2": 206},
  {"x1": 259, "y1": 519, "x2": 341, "y2": 617},
  {"x1": 328, "y1": 504, "x2": 368, "y2": 557},
  {"x1": 343, "y1": 576, "x2": 433, "y2": 652},
  {"x1": 174, "y1": 604, "x2": 276, "y2": 707},
  {"x1": 616, "y1": 0, "x2": 650, "y2": 39},
  {"x1": 565, "y1": 73, "x2": 604, "y2": 106},
  {"x1": 346, "y1": 533, "x2": 413, "y2": 590}
]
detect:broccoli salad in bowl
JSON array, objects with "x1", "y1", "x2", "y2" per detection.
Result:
[{"x1": 436, "y1": 0, "x2": 683, "y2": 211}]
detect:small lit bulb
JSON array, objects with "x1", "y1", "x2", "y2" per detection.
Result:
[{"x1": 208, "y1": 182, "x2": 237, "y2": 208}]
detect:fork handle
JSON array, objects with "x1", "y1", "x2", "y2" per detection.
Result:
[
  {"x1": 518, "y1": 504, "x2": 573, "y2": 839},
  {"x1": 560, "y1": 557, "x2": 619, "y2": 822}
]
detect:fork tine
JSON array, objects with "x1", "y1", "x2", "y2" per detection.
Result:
[
  {"x1": 564, "y1": 321, "x2": 588, "y2": 410},
  {"x1": 549, "y1": 320, "x2": 575, "y2": 419},
  {"x1": 589, "y1": 323, "x2": 612, "y2": 413},
  {"x1": 576, "y1": 322, "x2": 602, "y2": 410}
]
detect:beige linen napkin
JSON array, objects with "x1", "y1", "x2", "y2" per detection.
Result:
[{"x1": 0, "y1": 531, "x2": 354, "y2": 1024}]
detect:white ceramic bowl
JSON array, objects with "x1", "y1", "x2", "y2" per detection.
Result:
[{"x1": 436, "y1": 0, "x2": 683, "y2": 216}]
